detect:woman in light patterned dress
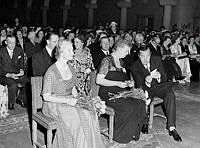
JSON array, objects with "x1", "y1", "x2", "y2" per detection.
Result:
[
  {"x1": 73, "y1": 33, "x2": 94, "y2": 96},
  {"x1": 42, "y1": 40, "x2": 105, "y2": 148}
]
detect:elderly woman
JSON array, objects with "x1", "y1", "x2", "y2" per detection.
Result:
[
  {"x1": 42, "y1": 40, "x2": 105, "y2": 148},
  {"x1": 96, "y1": 39, "x2": 148, "y2": 146}
]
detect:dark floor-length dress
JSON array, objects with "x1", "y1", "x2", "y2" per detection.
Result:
[{"x1": 98, "y1": 56, "x2": 147, "y2": 143}]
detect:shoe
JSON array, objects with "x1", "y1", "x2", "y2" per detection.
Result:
[
  {"x1": 8, "y1": 103, "x2": 15, "y2": 110},
  {"x1": 16, "y1": 99, "x2": 26, "y2": 108},
  {"x1": 169, "y1": 129, "x2": 182, "y2": 142},
  {"x1": 175, "y1": 76, "x2": 185, "y2": 80},
  {"x1": 141, "y1": 124, "x2": 148, "y2": 134}
]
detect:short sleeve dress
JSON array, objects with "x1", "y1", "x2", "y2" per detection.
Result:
[
  {"x1": 98, "y1": 56, "x2": 147, "y2": 143},
  {"x1": 42, "y1": 63, "x2": 105, "y2": 148}
]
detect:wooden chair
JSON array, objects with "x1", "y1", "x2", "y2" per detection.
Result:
[
  {"x1": 149, "y1": 97, "x2": 166, "y2": 129},
  {"x1": 90, "y1": 71, "x2": 115, "y2": 143},
  {"x1": 31, "y1": 77, "x2": 57, "y2": 148}
]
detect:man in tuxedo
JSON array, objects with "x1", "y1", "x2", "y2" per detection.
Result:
[
  {"x1": 0, "y1": 35, "x2": 27, "y2": 109},
  {"x1": 130, "y1": 46, "x2": 182, "y2": 142},
  {"x1": 32, "y1": 32, "x2": 59, "y2": 76},
  {"x1": 91, "y1": 36, "x2": 110, "y2": 71}
]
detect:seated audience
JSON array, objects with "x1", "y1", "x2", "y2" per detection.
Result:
[
  {"x1": 42, "y1": 40, "x2": 105, "y2": 148},
  {"x1": 96, "y1": 39, "x2": 148, "y2": 146},
  {"x1": 130, "y1": 46, "x2": 182, "y2": 142}
]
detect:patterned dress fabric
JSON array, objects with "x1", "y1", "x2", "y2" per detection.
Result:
[
  {"x1": 73, "y1": 47, "x2": 94, "y2": 96},
  {"x1": 42, "y1": 63, "x2": 105, "y2": 148},
  {"x1": 98, "y1": 56, "x2": 147, "y2": 143}
]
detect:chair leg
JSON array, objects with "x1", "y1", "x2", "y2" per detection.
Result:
[
  {"x1": 47, "y1": 129, "x2": 53, "y2": 148},
  {"x1": 32, "y1": 120, "x2": 37, "y2": 148},
  {"x1": 149, "y1": 104, "x2": 154, "y2": 129},
  {"x1": 109, "y1": 115, "x2": 114, "y2": 143}
]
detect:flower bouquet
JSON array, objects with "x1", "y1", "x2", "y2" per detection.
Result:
[
  {"x1": 75, "y1": 94, "x2": 106, "y2": 115},
  {"x1": 108, "y1": 88, "x2": 149, "y2": 103}
]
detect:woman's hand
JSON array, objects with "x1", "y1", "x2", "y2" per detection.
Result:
[
  {"x1": 68, "y1": 98, "x2": 78, "y2": 106},
  {"x1": 72, "y1": 86, "x2": 78, "y2": 98},
  {"x1": 85, "y1": 68, "x2": 91, "y2": 74},
  {"x1": 116, "y1": 81, "x2": 128, "y2": 88}
]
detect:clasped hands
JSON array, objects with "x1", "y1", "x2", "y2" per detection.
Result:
[
  {"x1": 145, "y1": 69, "x2": 161, "y2": 84},
  {"x1": 6, "y1": 69, "x2": 24, "y2": 80}
]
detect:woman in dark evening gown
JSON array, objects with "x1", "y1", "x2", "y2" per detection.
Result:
[{"x1": 96, "y1": 39, "x2": 147, "y2": 145}]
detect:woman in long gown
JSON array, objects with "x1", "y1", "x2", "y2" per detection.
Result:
[
  {"x1": 42, "y1": 40, "x2": 105, "y2": 148},
  {"x1": 96, "y1": 39, "x2": 147, "y2": 146}
]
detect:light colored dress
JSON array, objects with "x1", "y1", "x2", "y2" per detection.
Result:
[
  {"x1": 42, "y1": 63, "x2": 105, "y2": 148},
  {"x1": 170, "y1": 44, "x2": 191, "y2": 80}
]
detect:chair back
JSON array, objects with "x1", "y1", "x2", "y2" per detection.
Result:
[{"x1": 31, "y1": 77, "x2": 43, "y2": 114}]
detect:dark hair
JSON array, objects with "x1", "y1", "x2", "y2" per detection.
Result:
[
  {"x1": 76, "y1": 33, "x2": 87, "y2": 47},
  {"x1": 188, "y1": 36, "x2": 194, "y2": 41},
  {"x1": 171, "y1": 35, "x2": 179, "y2": 44},
  {"x1": 180, "y1": 36, "x2": 187, "y2": 41},
  {"x1": 45, "y1": 31, "x2": 58, "y2": 41},
  {"x1": 36, "y1": 29, "x2": 44, "y2": 38}
]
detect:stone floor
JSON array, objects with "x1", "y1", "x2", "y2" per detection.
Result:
[{"x1": 0, "y1": 81, "x2": 200, "y2": 148}]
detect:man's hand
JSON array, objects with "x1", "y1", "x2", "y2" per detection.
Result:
[
  {"x1": 6, "y1": 73, "x2": 19, "y2": 79},
  {"x1": 145, "y1": 75, "x2": 152, "y2": 84},
  {"x1": 151, "y1": 70, "x2": 161, "y2": 79},
  {"x1": 16, "y1": 69, "x2": 24, "y2": 77}
]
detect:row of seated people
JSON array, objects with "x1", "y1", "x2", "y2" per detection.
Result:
[{"x1": 38, "y1": 38, "x2": 182, "y2": 147}]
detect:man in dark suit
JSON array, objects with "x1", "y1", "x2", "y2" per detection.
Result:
[
  {"x1": 0, "y1": 35, "x2": 26, "y2": 109},
  {"x1": 130, "y1": 46, "x2": 182, "y2": 142},
  {"x1": 32, "y1": 32, "x2": 59, "y2": 76},
  {"x1": 91, "y1": 36, "x2": 110, "y2": 71},
  {"x1": 148, "y1": 34, "x2": 162, "y2": 57}
]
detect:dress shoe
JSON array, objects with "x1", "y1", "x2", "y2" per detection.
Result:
[
  {"x1": 169, "y1": 129, "x2": 182, "y2": 142},
  {"x1": 16, "y1": 99, "x2": 26, "y2": 108},
  {"x1": 175, "y1": 76, "x2": 185, "y2": 81},
  {"x1": 141, "y1": 124, "x2": 148, "y2": 134},
  {"x1": 8, "y1": 103, "x2": 15, "y2": 110}
]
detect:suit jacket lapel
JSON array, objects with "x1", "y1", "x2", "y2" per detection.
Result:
[
  {"x1": 43, "y1": 48, "x2": 52, "y2": 65},
  {"x1": 3, "y1": 47, "x2": 12, "y2": 64}
]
